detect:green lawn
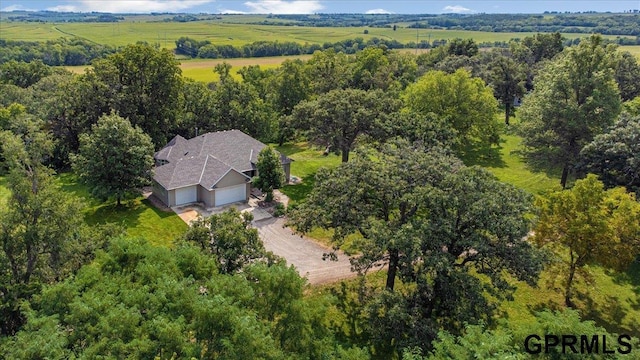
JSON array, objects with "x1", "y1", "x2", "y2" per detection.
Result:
[
  {"x1": 0, "y1": 176, "x2": 9, "y2": 207},
  {"x1": 461, "y1": 133, "x2": 561, "y2": 195},
  {"x1": 56, "y1": 173, "x2": 187, "y2": 247},
  {"x1": 502, "y1": 260, "x2": 640, "y2": 338},
  {"x1": 275, "y1": 142, "x2": 341, "y2": 205}
]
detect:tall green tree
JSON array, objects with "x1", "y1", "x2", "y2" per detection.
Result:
[
  {"x1": 253, "y1": 147, "x2": 286, "y2": 202},
  {"x1": 518, "y1": 35, "x2": 621, "y2": 188},
  {"x1": 0, "y1": 120, "x2": 108, "y2": 336},
  {"x1": 289, "y1": 141, "x2": 544, "y2": 354},
  {"x1": 579, "y1": 113, "x2": 640, "y2": 192},
  {"x1": 177, "y1": 79, "x2": 217, "y2": 138},
  {"x1": 533, "y1": 174, "x2": 640, "y2": 307},
  {"x1": 488, "y1": 55, "x2": 526, "y2": 125},
  {"x1": 305, "y1": 49, "x2": 351, "y2": 94},
  {"x1": 2, "y1": 236, "x2": 365, "y2": 359},
  {"x1": 72, "y1": 113, "x2": 154, "y2": 206},
  {"x1": 272, "y1": 59, "x2": 310, "y2": 145},
  {"x1": 510, "y1": 32, "x2": 564, "y2": 91},
  {"x1": 210, "y1": 62, "x2": 275, "y2": 141},
  {"x1": 91, "y1": 43, "x2": 183, "y2": 147},
  {"x1": 614, "y1": 51, "x2": 640, "y2": 101},
  {"x1": 0, "y1": 60, "x2": 51, "y2": 88},
  {"x1": 403, "y1": 68, "x2": 500, "y2": 150},
  {"x1": 446, "y1": 38, "x2": 478, "y2": 57},
  {"x1": 290, "y1": 88, "x2": 400, "y2": 162}
]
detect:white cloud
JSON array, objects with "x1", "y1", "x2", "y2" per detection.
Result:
[
  {"x1": 47, "y1": 1, "x2": 214, "y2": 13},
  {"x1": 365, "y1": 8, "x2": 392, "y2": 14},
  {"x1": 219, "y1": 9, "x2": 247, "y2": 14},
  {"x1": 243, "y1": 0, "x2": 323, "y2": 14},
  {"x1": 1, "y1": 4, "x2": 37, "y2": 11},
  {"x1": 46, "y1": 5, "x2": 78, "y2": 12},
  {"x1": 442, "y1": 5, "x2": 475, "y2": 14}
]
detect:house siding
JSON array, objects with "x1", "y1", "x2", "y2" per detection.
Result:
[
  {"x1": 216, "y1": 170, "x2": 248, "y2": 189},
  {"x1": 152, "y1": 180, "x2": 169, "y2": 206},
  {"x1": 198, "y1": 185, "x2": 215, "y2": 208},
  {"x1": 167, "y1": 189, "x2": 176, "y2": 207}
]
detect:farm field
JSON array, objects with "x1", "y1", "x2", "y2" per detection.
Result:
[
  {"x1": 63, "y1": 45, "x2": 638, "y2": 83},
  {"x1": 65, "y1": 54, "x2": 313, "y2": 82},
  {"x1": 621, "y1": 45, "x2": 640, "y2": 58},
  {"x1": 0, "y1": 20, "x2": 634, "y2": 49}
]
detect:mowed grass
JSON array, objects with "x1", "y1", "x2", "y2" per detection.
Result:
[
  {"x1": 275, "y1": 142, "x2": 341, "y2": 205},
  {"x1": 462, "y1": 133, "x2": 561, "y2": 194},
  {"x1": 502, "y1": 259, "x2": 640, "y2": 338},
  {"x1": 56, "y1": 173, "x2": 187, "y2": 247},
  {"x1": 1, "y1": 20, "x2": 633, "y2": 48},
  {"x1": 0, "y1": 173, "x2": 186, "y2": 246}
]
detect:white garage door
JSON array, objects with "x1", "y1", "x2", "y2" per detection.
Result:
[
  {"x1": 175, "y1": 185, "x2": 198, "y2": 205},
  {"x1": 215, "y1": 184, "x2": 246, "y2": 206}
]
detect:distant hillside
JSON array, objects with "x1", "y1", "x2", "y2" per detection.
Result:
[{"x1": 1, "y1": 12, "x2": 639, "y2": 36}]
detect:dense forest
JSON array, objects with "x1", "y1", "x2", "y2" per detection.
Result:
[{"x1": 1, "y1": 30, "x2": 640, "y2": 358}]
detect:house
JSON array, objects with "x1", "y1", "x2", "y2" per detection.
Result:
[{"x1": 152, "y1": 130, "x2": 291, "y2": 208}]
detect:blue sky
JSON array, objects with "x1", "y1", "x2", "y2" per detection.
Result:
[{"x1": 2, "y1": 1, "x2": 639, "y2": 14}]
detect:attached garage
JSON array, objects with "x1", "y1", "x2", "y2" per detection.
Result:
[
  {"x1": 215, "y1": 184, "x2": 247, "y2": 207},
  {"x1": 175, "y1": 185, "x2": 198, "y2": 205}
]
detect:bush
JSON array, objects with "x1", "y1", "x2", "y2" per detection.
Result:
[{"x1": 273, "y1": 203, "x2": 286, "y2": 217}]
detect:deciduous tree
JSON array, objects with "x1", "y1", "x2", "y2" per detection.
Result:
[
  {"x1": 182, "y1": 209, "x2": 270, "y2": 274},
  {"x1": 91, "y1": 43, "x2": 183, "y2": 147},
  {"x1": 487, "y1": 55, "x2": 525, "y2": 125},
  {"x1": 290, "y1": 88, "x2": 399, "y2": 162},
  {"x1": 579, "y1": 113, "x2": 640, "y2": 192},
  {"x1": 289, "y1": 141, "x2": 544, "y2": 354},
  {"x1": 402, "y1": 68, "x2": 500, "y2": 150},
  {"x1": 0, "y1": 121, "x2": 109, "y2": 336},
  {"x1": 253, "y1": 147, "x2": 285, "y2": 202},
  {"x1": 518, "y1": 35, "x2": 621, "y2": 188},
  {"x1": 72, "y1": 113, "x2": 154, "y2": 206},
  {"x1": 533, "y1": 174, "x2": 640, "y2": 307}
]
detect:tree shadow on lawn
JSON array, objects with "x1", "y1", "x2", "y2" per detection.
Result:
[
  {"x1": 578, "y1": 290, "x2": 639, "y2": 337},
  {"x1": 274, "y1": 142, "x2": 308, "y2": 157},
  {"x1": 85, "y1": 198, "x2": 173, "y2": 230},
  {"x1": 281, "y1": 176, "x2": 315, "y2": 206},
  {"x1": 609, "y1": 259, "x2": 640, "y2": 290},
  {"x1": 460, "y1": 141, "x2": 507, "y2": 168},
  {"x1": 609, "y1": 259, "x2": 640, "y2": 324}
]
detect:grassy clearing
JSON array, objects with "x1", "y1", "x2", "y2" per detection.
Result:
[
  {"x1": 1, "y1": 21, "x2": 632, "y2": 48},
  {"x1": 56, "y1": 173, "x2": 187, "y2": 247},
  {"x1": 502, "y1": 260, "x2": 640, "y2": 338},
  {"x1": 1, "y1": 173, "x2": 186, "y2": 246},
  {"x1": 462, "y1": 133, "x2": 561, "y2": 195},
  {"x1": 0, "y1": 176, "x2": 9, "y2": 207},
  {"x1": 275, "y1": 142, "x2": 341, "y2": 205}
]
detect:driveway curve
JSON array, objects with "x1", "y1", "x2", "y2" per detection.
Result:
[{"x1": 254, "y1": 217, "x2": 357, "y2": 285}]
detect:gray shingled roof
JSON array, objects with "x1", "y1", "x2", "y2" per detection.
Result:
[{"x1": 153, "y1": 130, "x2": 290, "y2": 190}]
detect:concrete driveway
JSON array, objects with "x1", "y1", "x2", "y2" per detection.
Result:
[{"x1": 254, "y1": 217, "x2": 357, "y2": 284}]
